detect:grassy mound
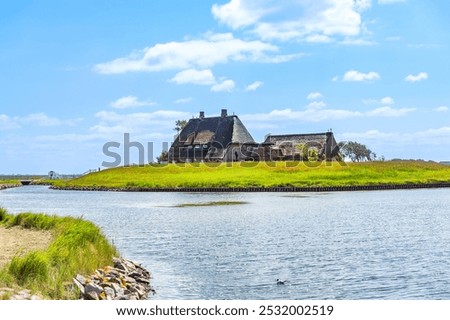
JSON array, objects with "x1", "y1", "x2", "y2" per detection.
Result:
[
  {"x1": 54, "y1": 160, "x2": 450, "y2": 189},
  {"x1": 0, "y1": 209, "x2": 118, "y2": 299}
]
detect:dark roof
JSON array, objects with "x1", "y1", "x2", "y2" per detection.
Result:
[
  {"x1": 264, "y1": 132, "x2": 331, "y2": 144},
  {"x1": 174, "y1": 115, "x2": 255, "y2": 147}
]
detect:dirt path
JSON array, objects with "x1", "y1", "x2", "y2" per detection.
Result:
[{"x1": 0, "y1": 226, "x2": 53, "y2": 268}]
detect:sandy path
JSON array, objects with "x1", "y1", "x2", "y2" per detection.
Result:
[{"x1": 0, "y1": 226, "x2": 53, "y2": 268}]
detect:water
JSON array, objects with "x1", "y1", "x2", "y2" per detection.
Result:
[{"x1": 1, "y1": 186, "x2": 450, "y2": 299}]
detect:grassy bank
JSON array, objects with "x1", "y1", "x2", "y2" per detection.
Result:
[
  {"x1": 0, "y1": 208, "x2": 118, "y2": 299},
  {"x1": 54, "y1": 160, "x2": 450, "y2": 190},
  {"x1": 0, "y1": 180, "x2": 20, "y2": 186}
]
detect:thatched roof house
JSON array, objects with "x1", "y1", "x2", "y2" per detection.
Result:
[
  {"x1": 168, "y1": 109, "x2": 257, "y2": 162},
  {"x1": 263, "y1": 132, "x2": 340, "y2": 161}
]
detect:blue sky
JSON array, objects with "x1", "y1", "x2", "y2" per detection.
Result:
[{"x1": 1, "y1": 0, "x2": 450, "y2": 174}]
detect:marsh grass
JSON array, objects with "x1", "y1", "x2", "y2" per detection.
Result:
[
  {"x1": 172, "y1": 201, "x2": 248, "y2": 208},
  {"x1": 56, "y1": 160, "x2": 450, "y2": 189},
  {"x1": 0, "y1": 210, "x2": 118, "y2": 299}
]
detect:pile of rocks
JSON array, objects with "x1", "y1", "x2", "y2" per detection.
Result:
[{"x1": 73, "y1": 257, "x2": 155, "y2": 300}]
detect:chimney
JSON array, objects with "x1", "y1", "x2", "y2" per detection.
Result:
[
  {"x1": 221, "y1": 109, "x2": 228, "y2": 118},
  {"x1": 199, "y1": 111, "x2": 205, "y2": 119}
]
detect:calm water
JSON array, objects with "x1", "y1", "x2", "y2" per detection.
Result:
[{"x1": 1, "y1": 186, "x2": 450, "y2": 299}]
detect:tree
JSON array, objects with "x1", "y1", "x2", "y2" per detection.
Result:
[
  {"x1": 173, "y1": 119, "x2": 188, "y2": 133},
  {"x1": 338, "y1": 141, "x2": 377, "y2": 162},
  {"x1": 156, "y1": 150, "x2": 168, "y2": 164}
]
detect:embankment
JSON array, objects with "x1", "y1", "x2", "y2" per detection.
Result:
[
  {"x1": 51, "y1": 182, "x2": 450, "y2": 193},
  {"x1": 51, "y1": 161, "x2": 450, "y2": 193},
  {"x1": 0, "y1": 184, "x2": 19, "y2": 191}
]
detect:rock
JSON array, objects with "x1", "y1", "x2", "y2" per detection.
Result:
[
  {"x1": 73, "y1": 278, "x2": 85, "y2": 295},
  {"x1": 75, "y1": 274, "x2": 87, "y2": 285},
  {"x1": 73, "y1": 257, "x2": 154, "y2": 300},
  {"x1": 85, "y1": 291, "x2": 99, "y2": 300},
  {"x1": 84, "y1": 283, "x2": 104, "y2": 300},
  {"x1": 104, "y1": 287, "x2": 115, "y2": 300}
]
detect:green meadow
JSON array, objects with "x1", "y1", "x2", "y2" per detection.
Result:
[
  {"x1": 0, "y1": 209, "x2": 118, "y2": 299},
  {"x1": 54, "y1": 160, "x2": 450, "y2": 189}
]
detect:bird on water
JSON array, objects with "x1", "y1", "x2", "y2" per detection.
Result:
[{"x1": 276, "y1": 279, "x2": 285, "y2": 285}]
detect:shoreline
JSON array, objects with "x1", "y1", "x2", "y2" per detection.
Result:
[
  {"x1": 50, "y1": 182, "x2": 450, "y2": 193},
  {"x1": 0, "y1": 184, "x2": 19, "y2": 191}
]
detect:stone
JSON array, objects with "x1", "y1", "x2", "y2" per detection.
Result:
[
  {"x1": 104, "y1": 287, "x2": 115, "y2": 300},
  {"x1": 75, "y1": 274, "x2": 87, "y2": 285},
  {"x1": 85, "y1": 291, "x2": 99, "y2": 300},
  {"x1": 124, "y1": 276, "x2": 137, "y2": 284},
  {"x1": 73, "y1": 278, "x2": 85, "y2": 295},
  {"x1": 111, "y1": 282, "x2": 125, "y2": 296},
  {"x1": 128, "y1": 271, "x2": 142, "y2": 279},
  {"x1": 137, "y1": 277, "x2": 150, "y2": 285},
  {"x1": 85, "y1": 283, "x2": 103, "y2": 296}
]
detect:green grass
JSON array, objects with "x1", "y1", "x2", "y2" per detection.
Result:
[
  {"x1": 0, "y1": 210, "x2": 118, "y2": 299},
  {"x1": 0, "y1": 180, "x2": 20, "y2": 186},
  {"x1": 55, "y1": 160, "x2": 450, "y2": 189}
]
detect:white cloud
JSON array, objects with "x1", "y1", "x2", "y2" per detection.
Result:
[
  {"x1": 340, "y1": 38, "x2": 377, "y2": 46},
  {"x1": 241, "y1": 104, "x2": 415, "y2": 124},
  {"x1": 378, "y1": 0, "x2": 406, "y2": 4},
  {"x1": 0, "y1": 114, "x2": 19, "y2": 130},
  {"x1": 211, "y1": 0, "x2": 271, "y2": 29},
  {"x1": 242, "y1": 107, "x2": 363, "y2": 123},
  {"x1": 355, "y1": 0, "x2": 372, "y2": 11},
  {"x1": 366, "y1": 106, "x2": 415, "y2": 117},
  {"x1": 20, "y1": 113, "x2": 63, "y2": 126},
  {"x1": 343, "y1": 70, "x2": 380, "y2": 82},
  {"x1": 245, "y1": 81, "x2": 263, "y2": 91},
  {"x1": 435, "y1": 106, "x2": 448, "y2": 112},
  {"x1": 307, "y1": 92, "x2": 324, "y2": 100},
  {"x1": 405, "y1": 72, "x2": 428, "y2": 83},
  {"x1": 21, "y1": 113, "x2": 83, "y2": 127},
  {"x1": 94, "y1": 33, "x2": 297, "y2": 74},
  {"x1": 0, "y1": 113, "x2": 82, "y2": 130},
  {"x1": 211, "y1": 79, "x2": 235, "y2": 92},
  {"x1": 306, "y1": 101, "x2": 327, "y2": 109},
  {"x1": 93, "y1": 110, "x2": 191, "y2": 134},
  {"x1": 363, "y1": 96, "x2": 395, "y2": 105},
  {"x1": 212, "y1": 0, "x2": 369, "y2": 43},
  {"x1": 169, "y1": 69, "x2": 216, "y2": 85},
  {"x1": 110, "y1": 96, "x2": 156, "y2": 109},
  {"x1": 381, "y1": 96, "x2": 395, "y2": 105},
  {"x1": 340, "y1": 129, "x2": 395, "y2": 141},
  {"x1": 340, "y1": 127, "x2": 450, "y2": 146},
  {"x1": 174, "y1": 97, "x2": 193, "y2": 104}
]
